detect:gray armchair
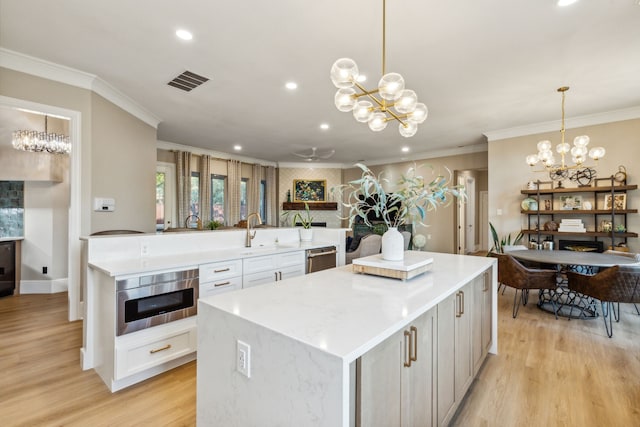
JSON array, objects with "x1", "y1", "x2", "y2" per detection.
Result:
[{"x1": 345, "y1": 234, "x2": 382, "y2": 264}]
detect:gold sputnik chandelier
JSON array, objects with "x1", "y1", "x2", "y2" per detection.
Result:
[{"x1": 329, "y1": 0, "x2": 427, "y2": 137}]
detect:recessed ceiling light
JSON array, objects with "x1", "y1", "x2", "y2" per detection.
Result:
[
  {"x1": 320, "y1": 123, "x2": 329, "y2": 130},
  {"x1": 401, "y1": 146, "x2": 410, "y2": 153},
  {"x1": 557, "y1": 0, "x2": 578, "y2": 7},
  {"x1": 285, "y1": 82, "x2": 298, "y2": 90},
  {"x1": 175, "y1": 29, "x2": 193, "y2": 40},
  {"x1": 233, "y1": 145, "x2": 242, "y2": 151}
]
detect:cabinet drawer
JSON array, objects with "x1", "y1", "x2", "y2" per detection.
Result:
[
  {"x1": 278, "y1": 251, "x2": 305, "y2": 267},
  {"x1": 243, "y1": 255, "x2": 278, "y2": 274},
  {"x1": 115, "y1": 326, "x2": 196, "y2": 380},
  {"x1": 243, "y1": 270, "x2": 279, "y2": 288},
  {"x1": 200, "y1": 276, "x2": 242, "y2": 298},
  {"x1": 200, "y1": 259, "x2": 242, "y2": 282},
  {"x1": 279, "y1": 264, "x2": 305, "y2": 281}
]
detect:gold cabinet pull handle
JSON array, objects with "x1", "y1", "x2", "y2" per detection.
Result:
[
  {"x1": 403, "y1": 330, "x2": 412, "y2": 367},
  {"x1": 214, "y1": 281, "x2": 231, "y2": 287},
  {"x1": 461, "y1": 290, "x2": 465, "y2": 315},
  {"x1": 214, "y1": 268, "x2": 231, "y2": 273},
  {"x1": 410, "y1": 326, "x2": 418, "y2": 362},
  {"x1": 149, "y1": 344, "x2": 172, "y2": 354}
]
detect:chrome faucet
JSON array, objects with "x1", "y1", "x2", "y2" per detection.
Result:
[{"x1": 245, "y1": 212, "x2": 262, "y2": 247}]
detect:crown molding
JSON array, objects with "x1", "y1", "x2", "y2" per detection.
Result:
[
  {"x1": 157, "y1": 140, "x2": 278, "y2": 167},
  {"x1": 484, "y1": 106, "x2": 640, "y2": 142},
  {"x1": 362, "y1": 142, "x2": 488, "y2": 167},
  {"x1": 277, "y1": 162, "x2": 346, "y2": 169},
  {"x1": 0, "y1": 48, "x2": 161, "y2": 129}
]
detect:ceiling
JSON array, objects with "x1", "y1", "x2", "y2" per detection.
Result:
[{"x1": 1, "y1": 0, "x2": 639, "y2": 165}]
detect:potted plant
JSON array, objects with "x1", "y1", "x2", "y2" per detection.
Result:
[
  {"x1": 282, "y1": 202, "x2": 314, "y2": 241},
  {"x1": 332, "y1": 163, "x2": 464, "y2": 261},
  {"x1": 489, "y1": 222, "x2": 524, "y2": 253}
]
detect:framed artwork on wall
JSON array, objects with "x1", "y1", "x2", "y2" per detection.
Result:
[
  {"x1": 604, "y1": 193, "x2": 626, "y2": 210},
  {"x1": 293, "y1": 179, "x2": 326, "y2": 202}
]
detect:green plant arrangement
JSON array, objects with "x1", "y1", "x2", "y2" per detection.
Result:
[
  {"x1": 281, "y1": 202, "x2": 314, "y2": 229},
  {"x1": 207, "y1": 220, "x2": 223, "y2": 230},
  {"x1": 489, "y1": 222, "x2": 524, "y2": 253},
  {"x1": 331, "y1": 163, "x2": 464, "y2": 228}
]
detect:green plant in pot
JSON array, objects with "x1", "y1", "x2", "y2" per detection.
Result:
[
  {"x1": 332, "y1": 163, "x2": 464, "y2": 261},
  {"x1": 281, "y1": 202, "x2": 314, "y2": 241},
  {"x1": 489, "y1": 222, "x2": 524, "y2": 253},
  {"x1": 207, "y1": 220, "x2": 223, "y2": 230}
]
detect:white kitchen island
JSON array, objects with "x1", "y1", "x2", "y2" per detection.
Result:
[{"x1": 197, "y1": 251, "x2": 497, "y2": 427}]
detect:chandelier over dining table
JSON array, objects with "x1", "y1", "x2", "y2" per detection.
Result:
[
  {"x1": 526, "y1": 86, "x2": 605, "y2": 182},
  {"x1": 329, "y1": 0, "x2": 427, "y2": 137},
  {"x1": 12, "y1": 115, "x2": 71, "y2": 155}
]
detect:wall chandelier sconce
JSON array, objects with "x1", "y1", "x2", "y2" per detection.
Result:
[
  {"x1": 526, "y1": 86, "x2": 605, "y2": 182},
  {"x1": 12, "y1": 115, "x2": 71, "y2": 155},
  {"x1": 329, "y1": 0, "x2": 427, "y2": 137}
]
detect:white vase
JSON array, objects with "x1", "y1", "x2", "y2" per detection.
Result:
[
  {"x1": 382, "y1": 227, "x2": 404, "y2": 261},
  {"x1": 299, "y1": 228, "x2": 313, "y2": 242}
]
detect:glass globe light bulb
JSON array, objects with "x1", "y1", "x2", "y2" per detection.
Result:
[
  {"x1": 334, "y1": 88, "x2": 356, "y2": 112},
  {"x1": 544, "y1": 156, "x2": 555, "y2": 167},
  {"x1": 573, "y1": 135, "x2": 590, "y2": 147},
  {"x1": 556, "y1": 142, "x2": 570, "y2": 154},
  {"x1": 399, "y1": 121, "x2": 417, "y2": 137},
  {"x1": 394, "y1": 90, "x2": 417, "y2": 114},
  {"x1": 526, "y1": 154, "x2": 540, "y2": 166},
  {"x1": 353, "y1": 100, "x2": 374, "y2": 123},
  {"x1": 407, "y1": 103, "x2": 428, "y2": 124},
  {"x1": 572, "y1": 155, "x2": 585, "y2": 165},
  {"x1": 368, "y1": 112, "x2": 388, "y2": 132},
  {"x1": 537, "y1": 140, "x2": 552, "y2": 152},
  {"x1": 538, "y1": 150, "x2": 553, "y2": 161},
  {"x1": 330, "y1": 58, "x2": 358, "y2": 89},
  {"x1": 588, "y1": 147, "x2": 605, "y2": 160},
  {"x1": 571, "y1": 146, "x2": 587, "y2": 157},
  {"x1": 378, "y1": 72, "x2": 405, "y2": 101}
]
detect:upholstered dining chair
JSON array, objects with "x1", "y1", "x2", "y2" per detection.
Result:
[
  {"x1": 566, "y1": 265, "x2": 640, "y2": 337},
  {"x1": 345, "y1": 234, "x2": 382, "y2": 265},
  {"x1": 490, "y1": 252, "x2": 559, "y2": 318}
]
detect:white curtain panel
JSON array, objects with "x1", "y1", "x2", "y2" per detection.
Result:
[
  {"x1": 200, "y1": 154, "x2": 212, "y2": 222},
  {"x1": 176, "y1": 151, "x2": 192, "y2": 227},
  {"x1": 248, "y1": 164, "x2": 262, "y2": 218},
  {"x1": 265, "y1": 166, "x2": 277, "y2": 225},
  {"x1": 227, "y1": 159, "x2": 242, "y2": 226}
]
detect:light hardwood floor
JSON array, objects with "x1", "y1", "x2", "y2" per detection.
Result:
[{"x1": 1, "y1": 289, "x2": 639, "y2": 426}]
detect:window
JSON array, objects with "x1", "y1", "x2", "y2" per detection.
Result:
[
  {"x1": 156, "y1": 162, "x2": 176, "y2": 231},
  {"x1": 240, "y1": 178, "x2": 248, "y2": 220},
  {"x1": 190, "y1": 172, "x2": 200, "y2": 218},
  {"x1": 155, "y1": 172, "x2": 165, "y2": 231},
  {"x1": 211, "y1": 175, "x2": 226, "y2": 223},
  {"x1": 259, "y1": 180, "x2": 266, "y2": 221}
]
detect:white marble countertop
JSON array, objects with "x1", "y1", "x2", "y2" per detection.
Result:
[
  {"x1": 199, "y1": 251, "x2": 495, "y2": 363},
  {"x1": 0, "y1": 236, "x2": 24, "y2": 242},
  {"x1": 89, "y1": 240, "x2": 337, "y2": 277}
]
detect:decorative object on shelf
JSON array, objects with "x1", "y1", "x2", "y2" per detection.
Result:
[
  {"x1": 412, "y1": 234, "x2": 426, "y2": 250},
  {"x1": 614, "y1": 165, "x2": 627, "y2": 184},
  {"x1": 544, "y1": 199, "x2": 552, "y2": 210},
  {"x1": 599, "y1": 220, "x2": 613, "y2": 233},
  {"x1": 615, "y1": 224, "x2": 627, "y2": 233},
  {"x1": 543, "y1": 221, "x2": 558, "y2": 231},
  {"x1": 525, "y1": 87, "x2": 605, "y2": 181},
  {"x1": 292, "y1": 147, "x2": 335, "y2": 162},
  {"x1": 604, "y1": 193, "x2": 626, "y2": 210},
  {"x1": 521, "y1": 198, "x2": 538, "y2": 211},
  {"x1": 582, "y1": 201, "x2": 592, "y2": 210},
  {"x1": 570, "y1": 167, "x2": 596, "y2": 187},
  {"x1": 293, "y1": 179, "x2": 326, "y2": 202},
  {"x1": 286, "y1": 189, "x2": 291, "y2": 203},
  {"x1": 12, "y1": 114, "x2": 71, "y2": 155},
  {"x1": 527, "y1": 181, "x2": 537, "y2": 190},
  {"x1": 330, "y1": 0, "x2": 427, "y2": 137},
  {"x1": 560, "y1": 195, "x2": 582, "y2": 210},
  {"x1": 332, "y1": 163, "x2": 463, "y2": 261}
]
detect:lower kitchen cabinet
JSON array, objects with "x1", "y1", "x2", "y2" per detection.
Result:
[
  {"x1": 242, "y1": 250, "x2": 305, "y2": 288},
  {"x1": 472, "y1": 269, "x2": 493, "y2": 375},
  {"x1": 357, "y1": 307, "x2": 436, "y2": 427}
]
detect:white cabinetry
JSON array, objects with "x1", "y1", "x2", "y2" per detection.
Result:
[
  {"x1": 472, "y1": 270, "x2": 492, "y2": 375},
  {"x1": 357, "y1": 307, "x2": 437, "y2": 427},
  {"x1": 243, "y1": 251, "x2": 305, "y2": 288},
  {"x1": 199, "y1": 259, "x2": 243, "y2": 297}
]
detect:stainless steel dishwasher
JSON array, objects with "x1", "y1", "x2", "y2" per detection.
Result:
[{"x1": 306, "y1": 246, "x2": 337, "y2": 273}]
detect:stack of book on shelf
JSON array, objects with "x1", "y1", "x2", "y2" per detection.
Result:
[{"x1": 558, "y1": 219, "x2": 586, "y2": 233}]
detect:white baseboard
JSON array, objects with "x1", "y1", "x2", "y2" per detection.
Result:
[{"x1": 20, "y1": 278, "x2": 68, "y2": 294}]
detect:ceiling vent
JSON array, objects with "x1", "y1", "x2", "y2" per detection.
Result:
[{"x1": 167, "y1": 71, "x2": 209, "y2": 92}]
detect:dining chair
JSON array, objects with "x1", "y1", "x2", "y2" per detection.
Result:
[
  {"x1": 496, "y1": 245, "x2": 529, "y2": 294},
  {"x1": 490, "y1": 252, "x2": 559, "y2": 318},
  {"x1": 345, "y1": 234, "x2": 382, "y2": 265},
  {"x1": 566, "y1": 265, "x2": 640, "y2": 337}
]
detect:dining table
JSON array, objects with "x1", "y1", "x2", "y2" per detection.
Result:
[{"x1": 508, "y1": 249, "x2": 638, "y2": 318}]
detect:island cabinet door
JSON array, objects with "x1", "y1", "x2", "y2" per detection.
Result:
[
  {"x1": 356, "y1": 308, "x2": 436, "y2": 427},
  {"x1": 472, "y1": 268, "x2": 493, "y2": 375},
  {"x1": 437, "y1": 282, "x2": 473, "y2": 426}
]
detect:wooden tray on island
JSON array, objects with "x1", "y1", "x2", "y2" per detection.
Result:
[{"x1": 352, "y1": 251, "x2": 434, "y2": 281}]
